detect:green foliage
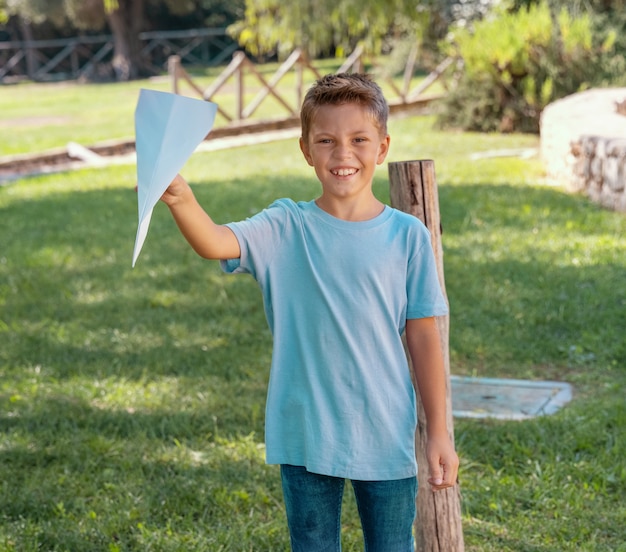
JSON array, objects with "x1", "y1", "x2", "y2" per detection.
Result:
[
  {"x1": 228, "y1": 0, "x2": 451, "y2": 60},
  {"x1": 0, "y1": 0, "x2": 8, "y2": 23},
  {"x1": 6, "y1": 0, "x2": 66, "y2": 25},
  {"x1": 103, "y1": 0, "x2": 119, "y2": 12},
  {"x1": 511, "y1": 0, "x2": 626, "y2": 13},
  {"x1": 229, "y1": 0, "x2": 382, "y2": 59},
  {"x1": 4, "y1": 0, "x2": 243, "y2": 31},
  {"x1": 437, "y1": 0, "x2": 617, "y2": 133},
  {"x1": 592, "y1": 15, "x2": 626, "y2": 85}
]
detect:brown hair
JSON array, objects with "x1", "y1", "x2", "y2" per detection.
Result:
[{"x1": 300, "y1": 73, "x2": 389, "y2": 144}]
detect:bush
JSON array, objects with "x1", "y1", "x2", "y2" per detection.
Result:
[{"x1": 437, "y1": 0, "x2": 617, "y2": 133}]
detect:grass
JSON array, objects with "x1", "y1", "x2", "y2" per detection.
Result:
[{"x1": 1, "y1": 77, "x2": 625, "y2": 551}]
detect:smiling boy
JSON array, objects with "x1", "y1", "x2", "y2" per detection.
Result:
[{"x1": 160, "y1": 73, "x2": 458, "y2": 551}]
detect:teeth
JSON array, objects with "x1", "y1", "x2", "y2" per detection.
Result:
[{"x1": 332, "y1": 168, "x2": 357, "y2": 176}]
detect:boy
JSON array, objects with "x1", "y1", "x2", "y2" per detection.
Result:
[{"x1": 160, "y1": 73, "x2": 458, "y2": 551}]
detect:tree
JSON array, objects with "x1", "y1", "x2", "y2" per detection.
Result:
[
  {"x1": 5, "y1": 0, "x2": 146, "y2": 79},
  {"x1": 106, "y1": 0, "x2": 147, "y2": 80},
  {"x1": 4, "y1": 0, "x2": 243, "y2": 81},
  {"x1": 103, "y1": 0, "x2": 243, "y2": 79},
  {"x1": 228, "y1": 0, "x2": 493, "y2": 61}
]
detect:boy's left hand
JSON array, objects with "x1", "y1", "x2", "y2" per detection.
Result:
[{"x1": 426, "y1": 435, "x2": 459, "y2": 492}]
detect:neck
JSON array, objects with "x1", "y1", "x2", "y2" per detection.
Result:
[{"x1": 315, "y1": 196, "x2": 384, "y2": 221}]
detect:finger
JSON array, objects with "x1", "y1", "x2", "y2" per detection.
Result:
[
  {"x1": 437, "y1": 460, "x2": 458, "y2": 489},
  {"x1": 441, "y1": 460, "x2": 454, "y2": 486},
  {"x1": 427, "y1": 460, "x2": 444, "y2": 488}
]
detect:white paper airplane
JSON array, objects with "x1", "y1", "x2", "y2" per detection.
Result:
[{"x1": 132, "y1": 89, "x2": 217, "y2": 267}]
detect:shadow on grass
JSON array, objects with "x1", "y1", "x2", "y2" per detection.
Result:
[
  {"x1": 1, "y1": 175, "x2": 624, "y2": 388},
  {"x1": 436, "y1": 183, "x2": 626, "y2": 377},
  {"x1": 1, "y1": 178, "x2": 275, "y2": 377},
  {"x1": 2, "y1": 177, "x2": 624, "y2": 372}
]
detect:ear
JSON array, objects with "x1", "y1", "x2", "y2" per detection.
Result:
[
  {"x1": 376, "y1": 134, "x2": 391, "y2": 165},
  {"x1": 299, "y1": 137, "x2": 314, "y2": 166}
]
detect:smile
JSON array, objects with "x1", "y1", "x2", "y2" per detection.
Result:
[{"x1": 331, "y1": 168, "x2": 358, "y2": 176}]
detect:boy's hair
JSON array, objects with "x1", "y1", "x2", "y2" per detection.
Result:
[{"x1": 300, "y1": 73, "x2": 389, "y2": 143}]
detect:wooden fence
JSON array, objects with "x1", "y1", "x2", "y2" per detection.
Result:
[
  {"x1": 169, "y1": 46, "x2": 454, "y2": 130},
  {"x1": 0, "y1": 28, "x2": 236, "y2": 83},
  {"x1": 0, "y1": 45, "x2": 455, "y2": 179}
]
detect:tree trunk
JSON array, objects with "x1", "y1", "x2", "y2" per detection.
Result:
[
  {"x1": 388, "y1": 159, "x2": 464, "y2": 552},
  {"x1": 18, "y1": 18, "x2": 38, "y2": 79},
  {"x1": 106, "y1": 0, "x2": 147, "y2": 81}
]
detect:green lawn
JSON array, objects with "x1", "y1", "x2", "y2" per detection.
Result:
[{"x1": 0, "y1": 78, "x2": 625, "y2": 551}]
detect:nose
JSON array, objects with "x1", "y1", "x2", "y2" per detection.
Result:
[{"x1": 334, "y1": 141, "x2": 353, "y2": 159}]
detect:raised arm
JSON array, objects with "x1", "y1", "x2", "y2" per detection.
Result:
[
  {"x1": 161, "y1": 174, "x2": 240, "y2": 260},
  {"x1": 405, "y1": 316, "x2": 459, "y2": 491}
]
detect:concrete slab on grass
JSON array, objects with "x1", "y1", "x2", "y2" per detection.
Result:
[{"x1": 451, "y1": 376, "x2": 573, "y2": 420}]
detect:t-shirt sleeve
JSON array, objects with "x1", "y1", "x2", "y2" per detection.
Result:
[
  {"x1": 405, "y1": 224, "x2": 449, "y2": 319},
  {"x1": 219, "y1": 199, "x2": 288, "y2": 279}
]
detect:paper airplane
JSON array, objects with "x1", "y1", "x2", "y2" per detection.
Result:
[{"x1": 132, "y1": 89, "x2": 217, "y2": 267}]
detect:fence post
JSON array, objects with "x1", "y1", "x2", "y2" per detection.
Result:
[
  {"x1": 168, "y1": 55, "x2": 180, "y2": 94},
  {"x1": 235, "y1": 52, "x2": 245, "y2": 120},
  {"x1": 388, "y1": 159, "x2": 464, "y2": 552}
]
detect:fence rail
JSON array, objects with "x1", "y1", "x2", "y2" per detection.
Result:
[
  {"x1": 0, "y1": 28, "x2": 236, "y2": 83},
  {"x1": 169, "y1": 47, "x2": 454, "y2": 128}
]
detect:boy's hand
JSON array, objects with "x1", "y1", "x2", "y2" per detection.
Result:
[
  {"x1": 160, "y1": 173, "x2": 191, "y2": 207},
  {"x1": 426, "y1": 434, "x2": 459, "y2": 492}
]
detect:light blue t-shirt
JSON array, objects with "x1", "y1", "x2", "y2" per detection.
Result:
[{"x1": 221, "y1": 199, "x2": 448, "y2": 480}]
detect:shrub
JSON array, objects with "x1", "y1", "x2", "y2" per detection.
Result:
[{"x1": 437, "y1": 0, "x2": 616, "y2": 133}]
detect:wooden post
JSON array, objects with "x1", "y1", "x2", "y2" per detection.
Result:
[
  {"x1": 235, "y1": 52, "x2": 245, "y2": 120},
  {"x1": 296, "y1": 52, "x2": 304, "y2": 108},
  {"x1": 388, "y1": 160, "x2": 464, "y2": 552},
  {"x1": 168, "y1": 55, "x2": 180, "y2": 94}
]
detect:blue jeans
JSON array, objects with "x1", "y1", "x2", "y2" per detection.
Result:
[{"x1": 280, "y1": 464, "x2": 417, "y2": 552}]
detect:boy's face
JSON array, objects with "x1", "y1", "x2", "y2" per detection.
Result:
[{"x1": 299, "y1": 103, "x2": 390, "y2": 206}]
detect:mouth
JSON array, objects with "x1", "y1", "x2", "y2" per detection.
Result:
[{"x1": 331, "y1": 168, "x2": 358, "y2": 177}]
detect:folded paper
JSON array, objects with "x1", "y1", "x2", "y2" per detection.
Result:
[{"x1": 132, "y1": 89, "x2": 217, "y2": 267}]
